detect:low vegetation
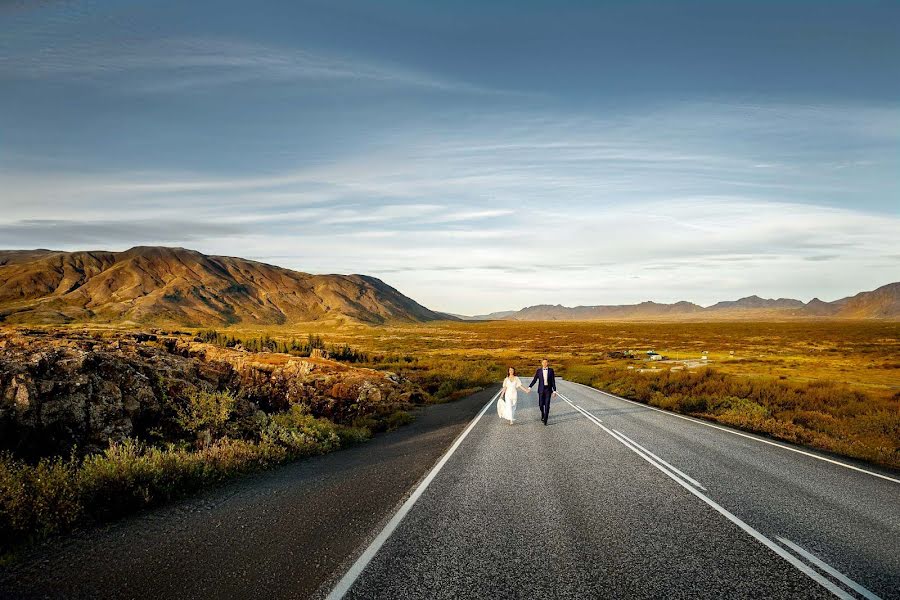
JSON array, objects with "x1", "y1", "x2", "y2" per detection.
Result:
[
  {"x1": 2, "y1": 318, "x2": 897, "y2": 558},
  {"x1": 196, "y1": 329, "x2": 369, "y2": 362},
  {"x1": 565, "y1": 365, "x2": 898, "y2": 467},
  {"x1": 0, "y1": 330, "x2": 418, "y2": 556},
  {"x1": 213, "y1": 320, "x2": 898, "y2": 468},
  {"x1": 0, "y1": 404, "x2": 364, "y2": 548}
]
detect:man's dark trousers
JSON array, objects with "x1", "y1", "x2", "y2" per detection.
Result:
[
  {"x1": 538, "y1": 389, "x2": 552, "y2": 422},
  {"x1": 529, "y1": 367, "x2": 556, "y2": 423}
]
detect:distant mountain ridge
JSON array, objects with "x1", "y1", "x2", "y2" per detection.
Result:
[
  {"x1": 0, "y1": 247, "x2": 454, "y2": 326},
  {"x1": 472, "y1": 282, "x2": 900, "y2": 321}
]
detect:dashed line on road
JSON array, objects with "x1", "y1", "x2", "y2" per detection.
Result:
[
  {"x1": 559, "y1": 392, "x2": 856, "y2": 600},
  {"x1": 325, "y1": 390, "x2": 501, "y2": 600},
  {"x1": 565, "y1": 379, "x2": 900, "y2": 485}
]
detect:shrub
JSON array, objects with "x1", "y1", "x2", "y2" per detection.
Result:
[
  {"x1": 0, "y1": 453, "x2": 82, "y2": 544},
  {"x1": 259, "y1": 405, "x2": 341, "y2": 457},
  {"x1": 175, "y1": 390, "x2": 237, "y2": 447},
  {"x1": 334, "y1": 425, "x2": 373, "y2": 446},
  {"x1": 385, "y1": 410, "x2": 414, "y2": 431}
]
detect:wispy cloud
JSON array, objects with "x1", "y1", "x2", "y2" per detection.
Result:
[
  {"x1": 2, "y1": 100, "x2": 897, "y2": 313},
  {"x1": 0, "y1": 218, "x2": 244, "y2": 247},
  {"x1": 0, "y1": 36, "x2": 503, "y2": 94}
]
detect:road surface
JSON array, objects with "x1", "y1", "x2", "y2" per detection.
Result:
[
  {"x1": 325, "y1": 379, "x2": 899, "y2": 600},
  {"x1": 2, "y1": 382, "x2": 897, "y2": 599},
  {"x1": 0, "y1": 389, "x2": 496, "y2": 599}
]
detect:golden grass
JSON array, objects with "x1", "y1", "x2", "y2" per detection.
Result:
[
  {"x1": 185, "y1": 319, "x2": 899, "y2": 468},
  {"x1": 6, "y1": 320, "x2": 898, "y2": 467}
]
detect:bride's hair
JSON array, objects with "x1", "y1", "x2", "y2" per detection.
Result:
[{"x1": 507, "y1": 366, "x2": 516, "y2": 376}]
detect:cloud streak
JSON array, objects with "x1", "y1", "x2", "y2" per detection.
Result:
[
  {"x1": 1, "y1": 94, "x2": 897, "y2": 313},
  {"x1": 0, "y1": 36, "x2": 504, "y2": 94}
]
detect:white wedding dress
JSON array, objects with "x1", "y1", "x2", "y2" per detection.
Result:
[{"x1": 498, "y1": 376, "x2": 522, "y2": 421}]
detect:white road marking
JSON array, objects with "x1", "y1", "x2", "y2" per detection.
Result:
[
  {"x1": 560, "y1": 392, "x2": 856, "y2": 600},
  {"x1": 612, "y1": 429, "x2": 706, "y2": 490},
  {"x1": 776, "y1": 537, "x2": 884, "y2": 600},
  {"x1": 564, "y1": 379, "x2": 900, "y2": 485},
  {"x1": 560, "y1": 393, "x2": 704, "y2": 491},
  {"x1": 325, "y1": 391, "x2": 500, "y2": 600}
]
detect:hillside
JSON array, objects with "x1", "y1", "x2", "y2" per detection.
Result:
[
  {"x1": 475, "y1": 282, "x2": 900, "y2": 321},
  {"x1": 0, "y1": 246, "x2": 453, "y2": 326}
]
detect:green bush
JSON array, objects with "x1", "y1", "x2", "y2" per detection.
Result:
[
  {"x1": 335, "y1": 425, "x2": 373, "y2": 446},
  {"x1": 385, "y1": 410, "x2": 414, "y2": 431},
  {"x1": 175, "y1": 390, "x2": 237, "y2": 447},
  {"x1": 259, "y1": 404, "x2": 341, "y2": 457},
  {"x1": 0, "y1": 453, "x2": 81, "y2": 543}
]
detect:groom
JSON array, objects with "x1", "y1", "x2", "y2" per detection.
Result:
[{"x1": 528, "y1": 359, "x2": 557, "y2": 425}]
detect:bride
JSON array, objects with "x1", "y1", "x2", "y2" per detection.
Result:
[{"x1": 498, "y1": 367, "x2": 530, "y2": 424}]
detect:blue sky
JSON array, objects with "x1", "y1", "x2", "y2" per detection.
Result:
[{"x1": 1, "y1": 0, "x2": 898, "y2": 314}]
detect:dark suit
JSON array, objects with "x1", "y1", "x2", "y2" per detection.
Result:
[{"x1": 528, "y1": 367, "x2": 556, "y2": 423}]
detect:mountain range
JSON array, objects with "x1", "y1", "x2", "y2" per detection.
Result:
[
  {"x1": 1, "y1": 246, "x2": 896, "y2": 326},
  {"x1": 0, "y1": 247, "x2": 452, "y2": 326},
  {"x1": 471, "y1": 282, "x2": 900, "y2": 321}
]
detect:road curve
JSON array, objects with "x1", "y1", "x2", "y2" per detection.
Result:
[{"x1": 325, "y1": 379, "x2": 899, "y2": 600}]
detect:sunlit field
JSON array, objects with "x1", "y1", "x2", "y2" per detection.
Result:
[
  {"x1": 188, "y1": 319, "x2": 900, "y2": 468},
  {"x1": 11, "y1": 319, "x2": 898, "y2": 469}
]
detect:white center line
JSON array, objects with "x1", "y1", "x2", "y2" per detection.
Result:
[
  {"x1": 559, "y1": 393, "x2": 703, "y2": 489},
  {"x1": 565, "y1": 379, "x2": 900, "y2": 484},
  {"x1": 325, "y1": 391, "x2": 500, "y2": 600},
  {"x1": 559, "y1": 392, "x2": 855, "y2": 600},
  {"x1": 776, "y1": 537, "x2": 885, "y2": 600},
  {"x1": 612, "y1": 428, "x2": 706, "y2": 491}
]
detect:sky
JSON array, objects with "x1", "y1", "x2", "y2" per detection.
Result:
[{"x1": 1, "y1": 0, "x2": 898, "y2": 315}]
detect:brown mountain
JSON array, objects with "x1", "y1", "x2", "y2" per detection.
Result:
[
  {"x1": 824, "y1": 282, "x2": 900, "y2": 318},
  {"x1": 482, "y1": 300, "x2": 705, "y2": 321},
  {"x1": 0, "y1": 247, "x2": 453, "y2": 326},
  {"x1": 706, "y1": 295, "x2": 806, "y2": 311},
  {"x1": 474, "y1": 282, "x2": 900, "y2": 321}
]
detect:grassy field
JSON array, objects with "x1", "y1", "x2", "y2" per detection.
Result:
[
  {"x1": 195, "y1": 319, "x2": 900, "y2": 468},
  {"x1": 1, "y1": 319, "x2": 897, "y2": 557}
]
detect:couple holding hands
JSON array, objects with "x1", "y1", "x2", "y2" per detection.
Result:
[{"x1": 498, "y1": 359, "x2": 557, "y2": 426}]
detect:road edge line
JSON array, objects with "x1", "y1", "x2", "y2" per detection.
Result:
[{"x1": 324, "y1": 390, "x2": 500, "y2": 599}]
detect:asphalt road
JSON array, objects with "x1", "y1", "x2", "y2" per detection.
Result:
[
  {"x1": 328, "y1": 379, "x2": 900, "y2": 600},
  {"x1": 2, "y1": 381, "x2": 898, "y2": 599},
  {"x1": 0, "y1": 388, "x2": 497, "y2": 600}
]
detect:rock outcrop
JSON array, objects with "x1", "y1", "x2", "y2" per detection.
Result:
[{"x1": 0, "y1": 329, "x2": 422, "y2": 458}]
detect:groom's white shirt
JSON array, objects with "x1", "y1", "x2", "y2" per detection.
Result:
[{"x1": 542, "y1": 368, "x2": 548, "y2": 385}]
